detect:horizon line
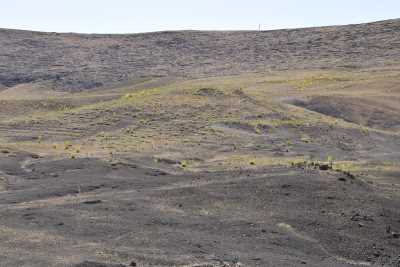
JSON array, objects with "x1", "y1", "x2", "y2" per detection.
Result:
[{"x1": 0, "y1": 17, "x2": 398, "y2": 36}]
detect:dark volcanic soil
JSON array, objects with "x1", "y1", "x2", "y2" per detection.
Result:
[
  {"x1": 1, "y1": 19, "x2": 400, "y2": 91},
  {"x1": 1, "y1": 19, "x2": 400, "y2": 267},
  {"x1": 0, "y1": 151, "x2": 399, "y2": 267}
]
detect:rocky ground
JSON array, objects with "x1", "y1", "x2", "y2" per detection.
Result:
[{"x1": 0, "y1": 20, "x2": 399, "y2": 267}]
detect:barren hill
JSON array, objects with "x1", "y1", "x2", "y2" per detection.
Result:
[
  {"x1": 1, "y1": 19, "x2": 400, "y2": 91},
  {"x1": 1, "y1": 19, "x2": 400, "y2": 267}
]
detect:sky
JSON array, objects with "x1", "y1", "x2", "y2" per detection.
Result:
[{"x1": 1, "y1": 0, "x2": 399, "y2": 33}]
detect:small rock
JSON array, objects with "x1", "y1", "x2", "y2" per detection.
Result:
[
  {"x1": 373, "y1": 251, "x2": 382, "y2": 257},
  {"x1": 82, "y1": 200, "x2": 102, "y2": 205},
  {"x1": 344, "y1": 171, "x2": 355, "y2": 179},
  {"x1": 319, "y1": 164, "x2": 330, "y2": 171},
  {"x1": 146, "y1": 170, "x2": 168, "y2": 176}
]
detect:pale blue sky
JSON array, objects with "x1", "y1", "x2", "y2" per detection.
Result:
[{"x1": 1, "y1": 0, "x2": 399, "y2": 33}]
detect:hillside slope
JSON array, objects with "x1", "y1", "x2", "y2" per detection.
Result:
[
  {"x1": 1, "y1": 19, "x2": 400, "y2": 267},
  {"x1": 0, "y1": 19, "x2": 400, "y2": 91}
]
